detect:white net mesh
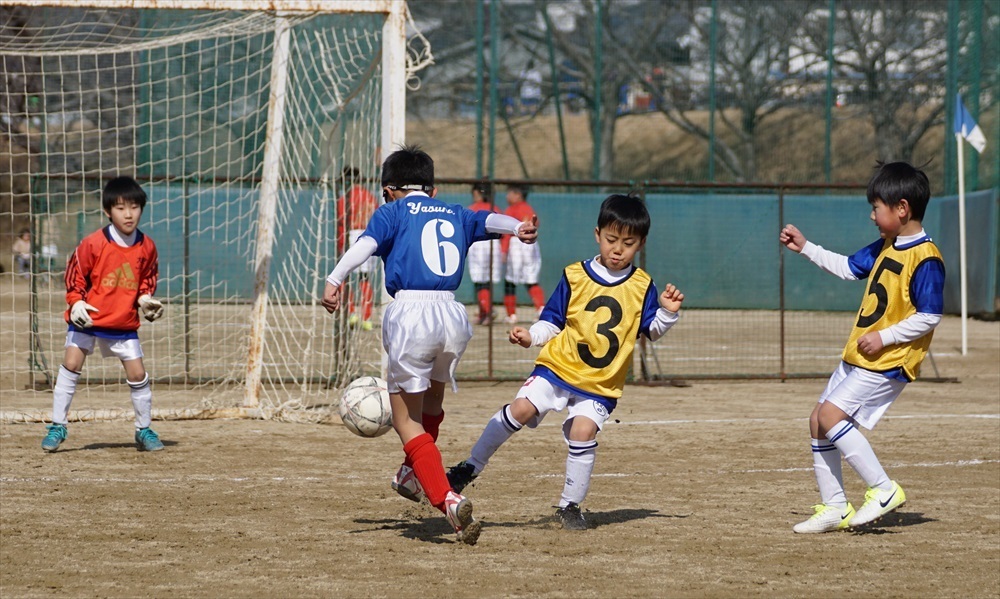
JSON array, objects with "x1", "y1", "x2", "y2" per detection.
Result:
[{"x1": 1, "y1": 5, "x2": 396, "y2": 421}]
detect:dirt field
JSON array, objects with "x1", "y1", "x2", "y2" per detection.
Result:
[{"x1": 1, "y1": 315, "x2": 998, "y2": 598}]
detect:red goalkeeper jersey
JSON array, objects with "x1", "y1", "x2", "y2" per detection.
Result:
[
  {"x1": 501, "y1": 201, "x2": 536, "y2": 254},
  {"x1": 64, "y1": 226, "x2": 159, "y2": 332}
]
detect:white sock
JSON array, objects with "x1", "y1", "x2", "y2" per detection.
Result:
[
  {"x1": 811, "y1": 438, "x2": 847, "y2": 507},
  {"x1": 827, "y1": 420, "x2": 892, "y2": 492},
  {"x1": 468, "y1": 404, "x2": 522, "y2": 472},
  {"x1": 559, "y1": 439, "x2": 597, "y2": 507},
  {"x1": 52, "y1": 365, "x2": 79, "y2": 425},
  {"x1": 128, "y1": 373, "x2": 152, "y2": 429}
]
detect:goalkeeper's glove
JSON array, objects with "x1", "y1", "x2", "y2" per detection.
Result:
[
  {"x1": 138, "y1": 295, "x2": 164, "y2": 322},
  {"x1": 70, "y1": 300, "x2": 99, "y2": 328}
]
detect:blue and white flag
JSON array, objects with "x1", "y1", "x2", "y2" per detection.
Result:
[{"x1": 955, "y1": 93, "x2": 987, "y2": 154}]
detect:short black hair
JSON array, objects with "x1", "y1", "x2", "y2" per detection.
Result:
[
  {"x1": 341, "y1": 166, "x2": 363, "y2": 184},
  {"x1": 597, "y1": 194, "x2": 650, "y2": 239},
  {"x1": 507, "y1": 183, "x2": 529, "y2": 199},
  {"x1": 471, "y1": 179, "x2": 492, "y2": 199},
  {"x1": 381, "y1": 144, "x2": 434, "y2": 190},
  {"x1": 866, "y1": 161, "x2": 931, "y2": 221},
  {"x1": 102, "y1": 176, "x2": 147, "y2": 213}
]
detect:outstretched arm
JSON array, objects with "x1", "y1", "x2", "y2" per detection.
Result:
[
  {"x1": 322, "y1": 235, "x2": 377, "y2": 313},
  {"x1": 780, "y1": 223, "x2": 857, "y2": 281}
]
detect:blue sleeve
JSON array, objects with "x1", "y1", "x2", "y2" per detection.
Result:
[
  {"x1": 363, "y1": 202, "x2": 396, "y2": 257},
  {"x1": 910, "y1": 258, "x2": 945, "y2": 314},
  {"x1": 638, "y1": 281, "x2": 660, "y2": 338},
  {"x1": 847, "y1": 238, "x2": 884, "y2": 279},
  {"x1": 538, "y1": 271, "x2": 570, "y2": 329},
  {"x1": 461, "y1": 206, "x2": 496, "y2": 244}
]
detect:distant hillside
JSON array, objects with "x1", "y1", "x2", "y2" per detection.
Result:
[{"x1": 408, "y1": 107, "x2": 994, "y2": 191}]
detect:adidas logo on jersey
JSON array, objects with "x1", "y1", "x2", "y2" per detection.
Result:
[{"x1": 101, "y1": 263, "x2": 139, "y2": 290}]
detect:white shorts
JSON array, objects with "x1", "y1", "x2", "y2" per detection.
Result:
[
  {"x1": 505, "y1": 237, "x2": 541, "y2": 285},
  {"x1": 66, "y1": 330, "x2": 144, "y2": 361},
  {"x1": 381, "y1": 290, "x2": 472, "y2": 394},
  {"x1": 515, "y1": 374, "x2": 610, "y2": 439},
  {"x1": 818, "y1": 361, "x2": 906, "y2": 430},
  {"x1": 349, "y1": 229, "x2": 379, "y2": 275},
  {"x1": 467, "y1": 239, "x2": 502, "y2": 284}
]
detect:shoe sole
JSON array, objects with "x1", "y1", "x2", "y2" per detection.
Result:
[
  {"x1": 42, "y1": 444, "x2": 61, "y2": 452},
  {"x1": 454, "y1": 498, "x2": 481, "y2": 545},
  {"x1": 391, "y1": 481, "x2": 423, "y2": 503},
  {"x1": 137, "y1": 444, "x2": 164, "y2": 452}
]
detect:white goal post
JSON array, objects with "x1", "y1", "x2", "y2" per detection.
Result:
[{"x1": 0, "y1": 0, "x2": 419, "y2": 423}]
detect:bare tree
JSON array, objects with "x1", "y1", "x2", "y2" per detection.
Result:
[{"x1": 795, "y1": 0, "x2": 950, "y2": 162}]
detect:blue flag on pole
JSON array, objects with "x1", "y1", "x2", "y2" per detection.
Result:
[{"x1": 954, "y1": 93, "x2": 987, "y2": 154}]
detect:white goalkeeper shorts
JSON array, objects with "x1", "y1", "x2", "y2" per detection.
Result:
[
  {"x1": 505, "y1": 236, "x2": 541, "y2": 284},
  {"x1": 818, "y1": 361, "x2": 905, "y2": 430},
  {"x1": 66, "y1": 330, "x2": 144, "y2": 361},
  {"x1": 349, "y1": 229, "x2": 379, "y2": 275},
  {"x1": 381, "y1": 290, "x2": 472, "y2": 394},
  {"x1": 467, "y1": 238, "x2": 502, "y2": 284},
  {"x1": 515, "y1": 374, "x2": 610, "y2": 439}
]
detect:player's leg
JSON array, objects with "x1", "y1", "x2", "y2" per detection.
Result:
[
  {"x1": 503, "y1": 281, "x2": 518, "y2": 323},
  {"x1": 449, "y1": 375, "x2": 555, "y2": 492},
  {"x1": 393, "y1": 381, "x2": 446, "y2": 502},
  {"x1": 118, "y1": 342, "x2": 163, "y2": 451},
  {"x1": 358, "y1": 272, "x2": 374, "y2": 326},
  {"x1": 818, "y1": 365, "x2": 906, "y2": 527},
  {"x1": 555, "y1": 399, "x2": 606, "y2": 531},
  {"x1": 526, "y1": 283, "x2": 545, "y2": 316},
  {"x1": 43, "y1": 342, "x2": 89, "y2": 451},
  {"x1": 474, "y1": 283, "x2": 492, "y2": 324},
  {"x1": 795, "y1": 363, "x2": 861, "y2": 532}
]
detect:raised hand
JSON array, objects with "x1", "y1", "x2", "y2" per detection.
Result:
[
  {"x1": 659, "y1": 284, "x2": 684, "y2": 312},
  {"x1": 779, "y1": 224, "x2": 807, "y2": 253},
  {"x1": 516, "y1": 214, "x2": 538, "y2": 244}
]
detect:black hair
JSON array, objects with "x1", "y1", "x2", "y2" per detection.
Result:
[
  {"x1": 507, "y1": 183, "x2": 530, "y2": 199},
  {"x1": 597, "y1": 194, "x2": 650, "y2": 239},
  {"x1": 381, "y1": 144, "x2": 434, "y2": 190},
  {"x1": 102, "y1": 176, "x2": 147, "y2": 213},
  {"x1": 341, "y1": 166, "x2": 363, "y2": 185},
  {"x1": 18, "y1": 228, "x2": 30, "y2": 236},
  {"x1": 866, "y1": 161, "x2": 931, "y2": 221},
  {"x1": 471, "y1": 179, "x2": 493, "y2": 200}
]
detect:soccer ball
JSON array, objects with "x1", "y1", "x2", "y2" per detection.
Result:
[{"x1": 339, "y1": 376, "x2": 392, "y2": 438}]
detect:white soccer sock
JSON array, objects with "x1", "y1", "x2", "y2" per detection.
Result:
[
  {"x1": 811, "y1": 438, "x2": 847, "y2": 507},
  {"x1": 559, "y1": 439, "x2": 597, "y2": 507},
  {"x1": 128, "y1": 373, "x2": 152, "y2": 429},
  {"x1": 826, "y1": 420, "x2": 892, "y2": 492},
  {"x1": 468, "y1": 404, "x2": 522, "y2": 472},
  {"x1": 52, "y1": 365, "x2": 80, "y2": 425}
]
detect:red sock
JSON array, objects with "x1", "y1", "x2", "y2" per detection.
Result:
[
  {"x1": 422, "y1": 410, "x2": 445, "y2": 442},
  {"x1": 360, "y1": 279, "x2": 373, "y2": 321},
  {"x1": 528, "y1": 284, "x2": 545, "y2": 310},
  {"x1": 477, "y1": 288, "x2": 491, "y2": 317},
  {"x1": 403, "y1": 433, "x2": 452, "y2": 510},
  {"x1": 504, "y1": 294, "x2": 517, "y2": 317}
]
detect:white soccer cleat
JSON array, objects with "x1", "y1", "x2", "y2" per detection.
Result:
[
  {"x1": 503, "y1": 314, "x2": 518, "y2": 324},
  {"x1": 443, "y1": 490, "x2": 481, "y2": 545},
  {"x1": 792, "y1": 503, "x2": 856, "y2": 533},
  {"x1": 849, "y1": 481, "x2": 906, "y2": 528},
  {"x1": 391, "y1": 464, "x2": 425, "y2": 503}
]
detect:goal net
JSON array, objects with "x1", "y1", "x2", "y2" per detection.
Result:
[{"x1": 0, "y1": 1, "x2": 417, "y2": 422}]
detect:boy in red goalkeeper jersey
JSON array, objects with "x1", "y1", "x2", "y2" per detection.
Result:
[{"x1": 41, "y1": 176, "x2": 166, "y2": 453}]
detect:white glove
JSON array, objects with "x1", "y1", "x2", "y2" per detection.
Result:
[
  {"x1": 138, "y1": 294, "x2": 164, "y2": 322},
  {"x1": 70, "y1": 300, "x2": 99, "y2": 328}
]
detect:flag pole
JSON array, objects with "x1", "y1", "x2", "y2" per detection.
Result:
[{"x1": 955, "y1": 131, "x2": 968, "y2": 356}]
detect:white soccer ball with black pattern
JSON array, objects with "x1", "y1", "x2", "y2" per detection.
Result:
[{"x1": 339, "y1": 376, "x2": 392, "y2": 438}]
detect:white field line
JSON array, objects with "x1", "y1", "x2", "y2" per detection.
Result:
[{"x1": 3, "y1": 458, "x2": 998, "y2": 486}]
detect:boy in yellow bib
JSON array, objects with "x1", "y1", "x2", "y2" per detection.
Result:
[
  {"x1": 780, "y1": 161, "x2": 945, "y2": 532},
  {"x1": 447, "y1": 194, "x2": 684, "y2": 530}
]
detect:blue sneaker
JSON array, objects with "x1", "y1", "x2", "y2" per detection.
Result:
[
  {"x1": 135, "y1": 427, "x2": 164, "y2": 452},
  {"x1": 41, "y1": 424, "x2": 67, "y2": 452}
]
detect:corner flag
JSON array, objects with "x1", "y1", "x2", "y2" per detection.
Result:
[{"x1": 955, "y1": 93, "x2": 987, "y2": 154}]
